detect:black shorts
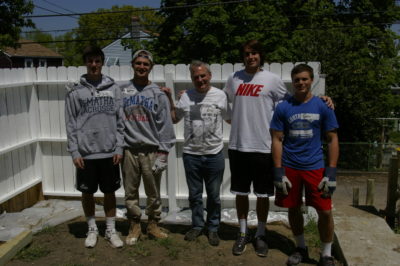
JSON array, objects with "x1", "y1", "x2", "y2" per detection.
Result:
[
  {"x1": 76, "y1": 157, "x2": 121, "y2": 194},
  {"x1": 229, "y1": 149, "x2": 274, "y2": 197}
]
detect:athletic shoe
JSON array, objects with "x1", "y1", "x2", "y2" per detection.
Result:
[
  {"x1": 147, "y1": 220, "x2": 168, "y2": 239},
  {"x1": 318, "y1": 255, "x2": 335, "y2": 266},
  {"x1": 105, "y1": 229, "x2": 124, "y2": 248},
  {"x1": 126, "y1": 221, "x2": 142, "y2": 246},
  {"x1": 85, "y1": 227, "x2": 98, "y2": 248},
  {"x1": 254, "y1": 235, "x2": 268, "y2": 257},
  {"x1": 232, "y1": 232, "x2": 251, "y2": 255},
  {"x1": 207, "y1": 231, "x2": 220, "y2": 246},
  {"x1": 184, "y1": 228, "x2": 202, "y2": 241},
  {"x1": 287, "y1": 247, "x2": 309, "y2": 265}
]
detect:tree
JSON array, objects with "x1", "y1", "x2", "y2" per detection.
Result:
[
  {"x1": 0, "y1": 0, "x2": 34, "y2": 49},
  {"x1": 154, "y1": 0, "x2": 290, "y2": 64},
  {"x1": 153, "y1": 0, "x2": 400, "y2": 145},
  {"x1": 74, "y1": 5, "x2": 164, "y2": 56},
  {"x1": 285, "y1": 0, "x2": 400, "y2": 142},
  {"x1": 24, "y1": 29, "x2": 54, "y2": 48}
]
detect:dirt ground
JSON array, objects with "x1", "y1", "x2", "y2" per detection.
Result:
[{"x1": 6, "y1": 173, "x2": 388, "y2": 266}]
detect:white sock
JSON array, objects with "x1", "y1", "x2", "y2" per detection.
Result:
[
  {"x1": 239, "y1": 219, "x2": 247, "y2": 234},
  {"x1": 294, "y1": 234, "x2": 306, "y2": 249},
  {"x1": 87, "y1": 216, "x2": 97, "y2": 229},
  {"x1": 321, "y1": 242, "x2": 332, "y2": 257},
  {"x1": 106, "y1": 217, "x2": 116, "y2": 231},
  {"x1": 255, "y1": 221, "x2": 266, "y2": 237}
]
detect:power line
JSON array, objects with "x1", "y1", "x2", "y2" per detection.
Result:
[
  {"x1": 18, "y1": 36, "x2": 157, "y2": 45},
  {"x1": 22, "y1": 24, "x2": 160, "y2": 34},
  {"x1": 24, "y1": 1, "x2": 400, "y2": 19},
  {"x1": 23, "y1": 0, "x2": 254, "y2": 18},
  {"x1": 19, "y1": 22, "x2": 398, "y2": 45},
  {"x1": 34, "y1": 4, "x2": 78, "y2": 20},
  {"x1": 40, "y1": 0, "x2": 78, "y2": 15}
]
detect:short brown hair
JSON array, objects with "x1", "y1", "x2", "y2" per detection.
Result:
[
  {"x1": 82, "y1": 46, "x2": 105, "y2": 64},
  {"x1": 241, "y1": 40, "x2": 265, "y2": 67},
  {"x1": 291, "y1": 64, "x2": 314, "y2": 80}
]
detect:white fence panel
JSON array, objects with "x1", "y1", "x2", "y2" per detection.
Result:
[
  {"x1": 61, "y1": 142, "x2": 76, "y2": 193},
  {"x1": 222, "y1": 63, "x2": 233, "y2": 80},
  {"x1": 4, "y1": 153, "x2": 15, "y2": 193},
  {"x1": 41, "y1": 142, "x2": 55, "y2": 193},
  {"x1": 0, "y1": 155, "x2": 8, "y2": 196},
  {"x1": 0, "y1": 69, "x2": 5, "y2": 85},
  {"x1": 38, "y1": 85, "x2": 51, "y2": 138},
  {"x1": 0, "y1": 88, "x2": 10, "y2": 148},
  {"x1": 210, "y1": 64, "x2": 221, "y2": 81},
  {"x1": 0, "y1": 63, "x2": 325, "y2": 209},
  {"x1": 5, "y1": 87, "x2": 18, "y2": 146},
  {"x1": 120, "y1": 65, "x2": 132, "y2": 81}
]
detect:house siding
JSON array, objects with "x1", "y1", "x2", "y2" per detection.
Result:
[{"x1": 103, "y1": 31, "x2": 152, "y2": 66}]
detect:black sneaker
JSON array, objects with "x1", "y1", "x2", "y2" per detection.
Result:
[
  {"x1": 184, "y1": 228, "x2": 202, "y2": 241},
  {"x1": 287, "y1": 247, "x2": 309, "y2": 265},
  {"x1": 232, "y1": 232, "x2": 251, "y2": 255},
  {"x1": 318, "y1": 255, "x2": 335, "y2": 266},
  {"x1": 254, "y1": 235, "x2": 268, "y2": 257},
  {"x1": 207, "y1": 231, "x2": 220, "y2": 246}
]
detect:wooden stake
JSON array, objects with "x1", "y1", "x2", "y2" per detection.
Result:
[
  {"x1": 366, "y1": 179, "x2": 375, "y2": 206},
  {"x1": 386, "y1": 157, "x2": 399, "y2": 228},
  {"x1": 352, "y1": 187, "x2": 359, "y2": 206}
]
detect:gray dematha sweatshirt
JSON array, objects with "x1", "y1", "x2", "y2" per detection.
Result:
[
  {"x1": 65, "y1": 74, "x2": 124, "y2": 160},
  {"x1": 120, "y1": 80, "x2": 175, "y2": 152}
]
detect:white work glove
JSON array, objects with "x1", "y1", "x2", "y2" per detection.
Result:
[
  {"x1": 152, "y1": 152, "x2": 168, "y2": 175},
  {"x1": 273, "y1": 167, "x2": 292, "y2": 196},
  {"x1": 318, "y1": 167, "x2": 337, "y2": 198}
]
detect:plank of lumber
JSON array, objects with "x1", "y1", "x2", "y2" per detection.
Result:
[{"x1": 0, "y1": 230, "x2": 32, "y2": 265}]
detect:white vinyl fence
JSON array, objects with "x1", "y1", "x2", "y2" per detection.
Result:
[{"x1": 0, "y1": 62, "x2": 325, "y2": 211}]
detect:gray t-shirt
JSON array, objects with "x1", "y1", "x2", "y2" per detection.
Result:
[{"x1": 175, "y1": 87, "x2": 231, "y2": 155}]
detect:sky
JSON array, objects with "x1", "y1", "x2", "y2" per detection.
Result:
[
  {"x1": 25, "y1": 0, "x2": 162, "y2": 36},
  {"x1": 24, "y1": 0, "x2": 400, "y2": 36}
]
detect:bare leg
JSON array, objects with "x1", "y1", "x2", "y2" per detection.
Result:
[
  {"x1": 317, "y1": 210, "x2": 334, "y2": 243},
  {"x1": 256, "y1": 197, "x2": 269, "y2": 222},
  {"x1": 236, "y1": 195, "x2": 249, "y2": 219},
  {"x1": 289, "y1": 207, "x2": 304, "y2": 236},
  {"x1": 104, "y1": 192, "x2": 116, "y2": 217},
  {"x1": 82, "y1": 193, "x2": 95, "y2": 217}
]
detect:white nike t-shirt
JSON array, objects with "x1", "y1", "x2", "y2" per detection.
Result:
[{"x1": 224, "y1": 69, "x2": 288, "y2": 153}]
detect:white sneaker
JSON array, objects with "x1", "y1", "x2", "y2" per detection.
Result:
[
  {"x1": 85, "y1": 227, "x2": 98, "y2": 248},
  {"x1": 105, "y1": 229, "x2": 124, "y2": 248}
]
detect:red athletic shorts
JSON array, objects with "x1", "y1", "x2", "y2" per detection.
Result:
[{"x1": 274, "y1": 167, "x2": 332, "y2": 211}]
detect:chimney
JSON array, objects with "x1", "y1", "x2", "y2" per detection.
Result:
[{"x1": 131, "y1": 16, "x2": 140, "y2": 41}]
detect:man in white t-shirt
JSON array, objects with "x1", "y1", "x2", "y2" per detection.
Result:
[{"x1": 164, "y1": 60, "x2": 231, "y2": 246}]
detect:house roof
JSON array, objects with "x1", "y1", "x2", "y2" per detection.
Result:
[
  {"x1": 2, "y1": 39, "x2": 63, "y2": 58},
  {"x1": 102, "y1": 31, "x2": 152, "y2": 50}
]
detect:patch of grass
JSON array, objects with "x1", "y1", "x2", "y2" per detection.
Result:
[
  {"x1": 14, "y1": 244, "x2": 51, "y2": 261},
  {"x1": 156, "y1": 237, "x2": 184, "y2": 260},
  {"x1": 304, "y1": 216, "x2": 320, "y2": 248},
  {"x1": 129, "y1": 242, "x2": 152, "y2": 257},
  {"x1": 156, "y1": 237, "x2": 173, "y2": 248},
  {"x1": 36, "y1": 225, "x2": 58, "y2": 235},
  {"x1": 394, "y1": 225, "x2": 400, "y2": 234}
]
